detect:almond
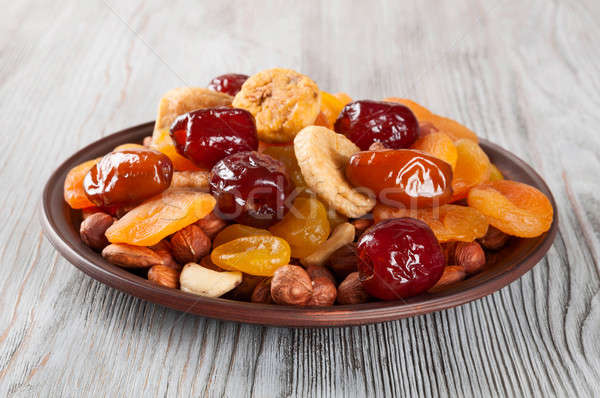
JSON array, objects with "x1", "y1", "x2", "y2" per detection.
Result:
[
  {"x1": 102, "y1": 243, "x2": 164, "y2": 268},
  {"x1": 194, "y1": 211, "x2": 227, "y2": 239},
  {"x1": 336, "y1": 272, "x2": 369, "y2": 305},
  {"x1": 428, "y1": 265, "x2": 467, "y2": 292}
]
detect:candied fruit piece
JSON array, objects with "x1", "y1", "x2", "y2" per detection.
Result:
[
  {"x1": 269, "y1": 197, "x2": 331, "y2": 258},
  {"x1": 357, "y1": 218, "x2": 445, "y2": 300},
  {"x1": 451, "y1": 139, "x2": 491, "y2": 201},
  {"x1": 207, "y1": 73, "x2": 249, "y2": 96},
  {"x1": 334, "y1": 100, "x2": 419, "y2": 150},
  {"x1": 105, "y1": 189, "x2": 216, "y2": 246},
  {"x1": 346, "y1": 149, "x2": 453, "y2": 208},
  {"x1": 467, "y1": 180, "x2": 553, "y2": 238},
  {"x1": 151, "y1": 128, "x2": 201, "y2": 171},
  {"x1": 373, "y1": 203, "x2": 489, "y2": 242},
  {"x1": 411, "y1": 131, "x2": 458, "y2": 170},
  {"x1": 262, "y1": 143, "x2": 306, "y2": 188},
  {"x1": 170, "y1": 107, "x2": 258, "y2": 169},
  {"x1": 84, "y1": 149, "x2": 173, "y2": 207},
  {"x1": 320, "y1": 91, "x2": 346, "y2": 127},
  {"x1": 488, "y1": 163, "x2": 504, "y2": 182},
  {"x1": 382, "y1": 97, "x2": 432, "y2": 120},
  {"x1": 64, "y1": 158, "x2": 101, "y2": 209},
  {"x1": 213, "y1": 224, "x2": 272, "y2": 248},
  {"x1": 210, "y1": 151, "x2": 293, "y2": 228},
  {"x1": 210, "y1": 236, "x2": 291, "y2": 276}
]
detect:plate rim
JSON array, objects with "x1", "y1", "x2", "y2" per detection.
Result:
[{"x1": 40, "y1": 121, "x2": 559, "y2": 327}]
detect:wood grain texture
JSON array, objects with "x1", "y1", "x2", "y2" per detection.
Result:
[{"x1": 0, "y1": 0, "x2": 599, "y2": 396}]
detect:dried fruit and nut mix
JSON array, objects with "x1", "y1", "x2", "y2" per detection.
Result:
[{"x1": 64, "y1": 68, "x2": 554, "y2": 305}]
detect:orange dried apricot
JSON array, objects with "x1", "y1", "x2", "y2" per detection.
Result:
[
  {"x1": 467, "y1": 180, "x2": 553, "y2": 238},
  {"x1": 333, "y1": 92, "x2": 352, "y2": 107},
  {"x1": 488, "y1": 163, "x2": 504, "y2": 182},
  {"x1": 269, "y1": 197, "x2": 331, "y2": 258},
  {"x1": 105, "y1": 189, "x2": 215, "y2": 246},
  {"x1": 64, "y1": 158, "x2": 101, "y2": 209},
  {"x1": 151, "y1": 128, "x2": 201, "y2": 171},
  {"x1": 320, "y1": 91, "x2": 346, "y2": 127},
  {"x1": 451, "y1": 139, "x2": 491, "y2": 201},
  {"x1": 373, "y1": 203, "x2": 489, "y2": 242},
  {"x1": 382, "y1": 97, "x2": 432, "y2": 120},
  {"x1": 213, "y1": 224, "x2": 271, "y2": 248},
  {"x1": 262, "y1": 143, "x2": 306, "y2": 188},
  {"x1": 422, "y1": 114, "x2": 478, "y2": 143},
  {"x1": 210, "y1": 236, "x2": 291, "y2": 276},
  {"x1": 411, "y1": 131, "x2": 458, "y2": 170}
]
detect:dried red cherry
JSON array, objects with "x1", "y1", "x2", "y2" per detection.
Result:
[
  {"x1": 84, "y1": 148, "x2": 173, "y2": 207},
  {"x1": 357, "y1": 218, "x2": 444, "y2": 300},
  {"x1": 334, "y1": 100, "x2": 419, "y2": 150},
  {"x1": 207, "y1": 73, "x2": 249, "y2": 96},
  {"x1": 170, "y1": 107, "x2": 258, "y2": 169},
  {"x1": 209, "y1": 151, "x2": 293, "y2": 228}
]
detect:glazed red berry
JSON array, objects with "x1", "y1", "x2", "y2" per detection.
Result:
[
  {"x1": 207, "y1": 73, "x2": 249, "y2": 96},
  {"x1": 356, "y1": 218, "x2": 444, "y2": 300},
  {"x1": 209, "y1": 151, "x2": 293, "y2": 228},
  {"x1": 334, "y1": 100, "x2": 419, "y2": 150},
  {"x1": 170, "y1": 107, "x2": 258, "y2": 169}
]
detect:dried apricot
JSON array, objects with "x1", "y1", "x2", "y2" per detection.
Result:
[
  {"x1": 467, "y1": 180, "x2": 553, "y2": 238},
  {"x1": 421, "y1": 114, "x2": 478, "y2": 143},
  {"x1": 269, "y1": 197, "x2": 331, "y2": 258},
  {"x1": 113, "y1": 143, "x2": 146, "y2": 152},
  {"x1": 333, "y1": 93, "x2": 353, "y2": 106},
  {"x1": 488, "y1": 163, "x2": 504, "y2": 182},
  {"x1": 320, "y1": 91, "x2": 346, "y2": 127},
  {"x1": 210, "y1": 236, "x2": 291, "y2": 276},
  {"x1": 64, "y1": 158, "x2": 101, "y2": 209},
  {"x1": 373, "y1": 203, "x2": 489, "y2": 242},
  {"x1": 105, "y1": 189, "x2": 216, "y2": 246},
  {"x1": 451, "y1": 139, "x2": 491, "y2": 201},
  {"x1": 382, "y1": 97, "x2": 432, "y2": 120},
  {"x1": 151, "y1": 128, "x2": 201, "y2": 171},
  {"x1": 213, "y1": 224, "x2": 272, "y2": 248},
  {"x1": 411, "y1": 131, "x2": 458, "y2": 170}
]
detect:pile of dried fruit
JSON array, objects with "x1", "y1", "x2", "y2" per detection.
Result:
[{"x1": 64, "y1": 68, "x2": 554, "y2": 305}]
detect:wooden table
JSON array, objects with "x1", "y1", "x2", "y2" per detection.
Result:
[{"x1": 2, "y1": 0, "x2": 599, "y2": 396}]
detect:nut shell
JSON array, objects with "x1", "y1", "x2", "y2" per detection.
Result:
[
  {"x1": 170, "y1": 225, "x2": 211, "y2": 264},
  {"x1": 455, "y1": 241, "x2": 486, "y2": 274},
  {"x1": 336, "y1": 272, "x2": 369, "y2": 305},
  {"x1": 102, "y1": 243, "x2": 164, "y2": 268}
]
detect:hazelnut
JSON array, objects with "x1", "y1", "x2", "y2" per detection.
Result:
[
  {"x1": 427, "y1": 265, "x2": 466, "y2": 293},
  {"x1": 195, "y1": 211, "x2": 227, "y2": 239},
  {"x1": 305, "y1": 265, "x2": 336, "y2": 285},
  {"x1": 102, "y1": 243, "x2": 164, "y2": 268},
  {"x1": 143, "y1": 136, "x2": 153, "y2": 147},
  {"x1": 270, "y1": 265, "x2": 313, "y2": 306},
  {"x1": 251, "y1": 278, "x2": 273, "y2": 304},
  {"x1": 328, "y1": 243, "x2": 358, "y2": 282},
  {"x1": 226, "y1": 274, "x2": 264, "y2": 301},
  {"x1": 148, "y1": 265, "x2": 180, "y2": 289},
  {"x1": 478, "y1": 226, "x2": 509, "y2": 250},
  {"x1": 155, "y1": 249, "x2": 181, "y2": 271},
  {"x1": 170, "y1": 225, "x2": 211, "y2": 264},
  {"x1": 455, "y1": 241, "x2": 486, "y2": 274},
  {"x1": 80, "y1": 212, "x2": 114, "y2": 251},
  {"x1": 337, "y1": 272, "x2": 369, "y2": 305},
  {"x1": 308, "y1": 277, "x2": 337, "y2": 306},
  {"x1": 150, "y1": 239, "x2": 172, "y2": 253}
]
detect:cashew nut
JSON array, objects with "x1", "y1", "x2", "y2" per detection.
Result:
[
  {"x1": 179, "y1": 263, "x2": 242, "y2": 298},
  {"x1": 301, "y1": 222, "x2": 356, "y2": 267}
]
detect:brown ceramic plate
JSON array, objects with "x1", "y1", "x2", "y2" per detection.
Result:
[{"x1": 40, "y1": 122, "x2": 558, "y2": 327}]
